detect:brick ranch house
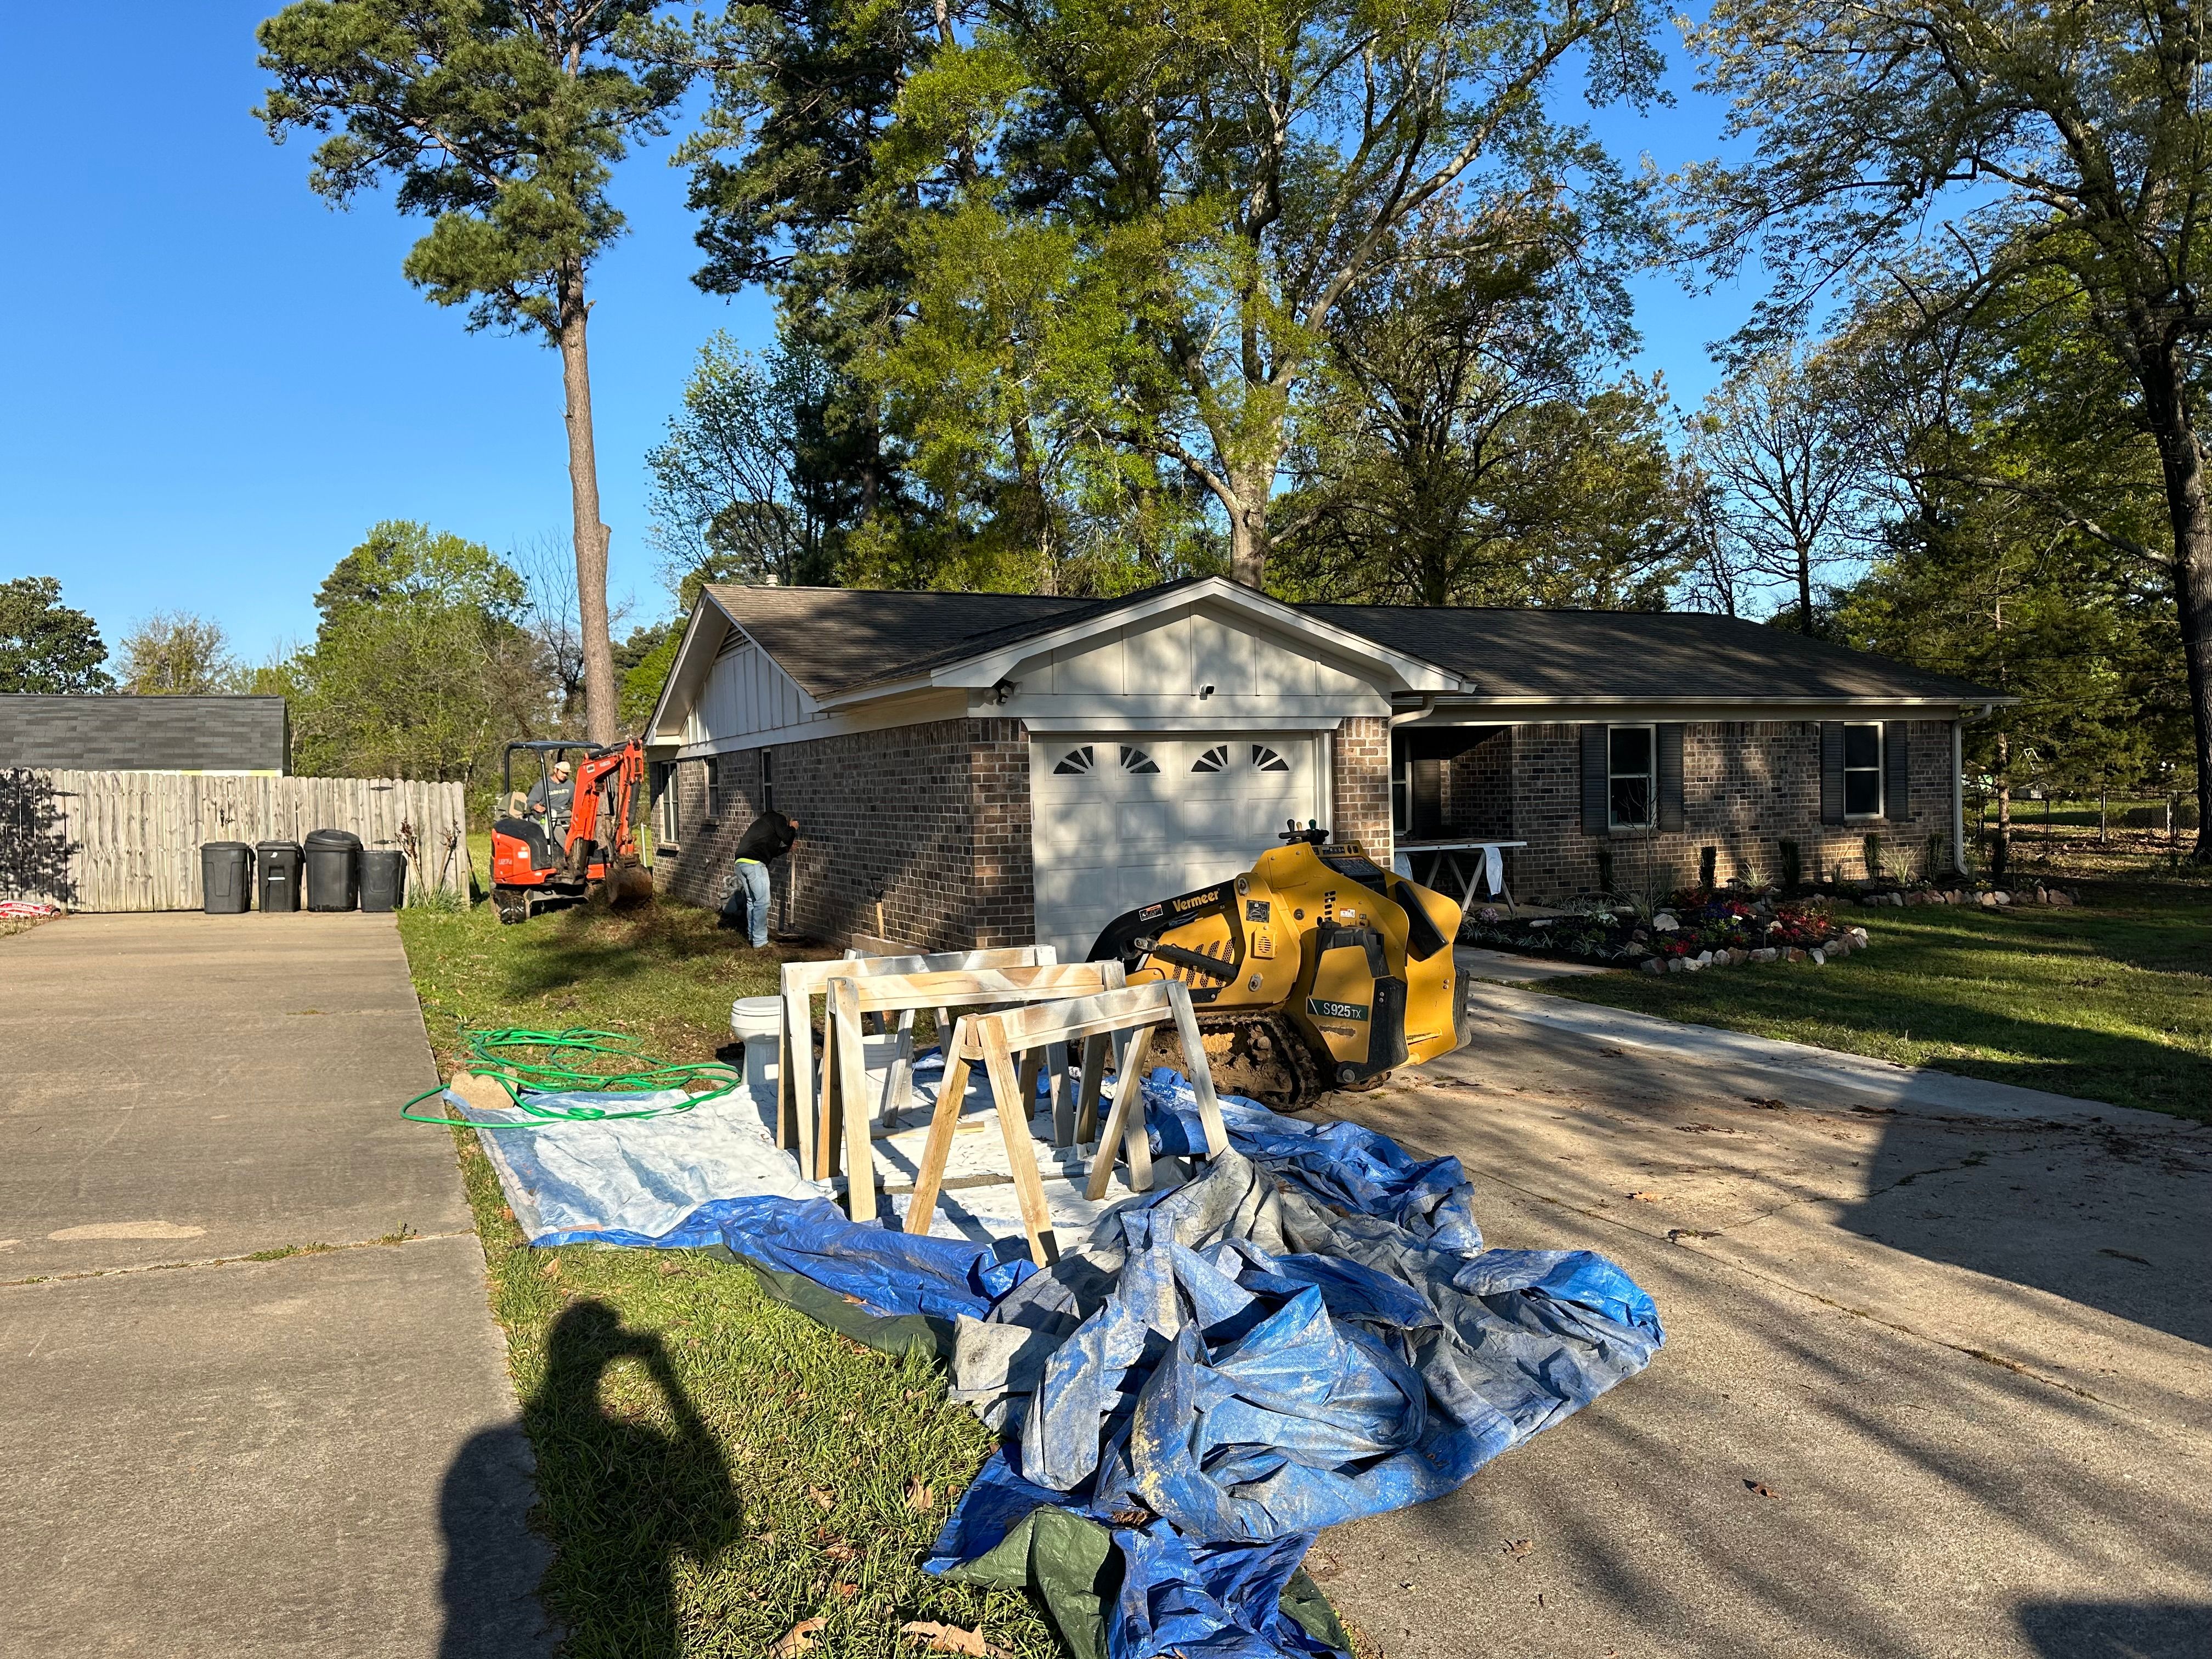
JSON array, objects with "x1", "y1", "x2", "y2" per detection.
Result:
[{"x1": 642, "y1": 578, "x2": 2005, "y2": 956}]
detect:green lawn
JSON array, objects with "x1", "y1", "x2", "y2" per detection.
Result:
[
  {"x1": 1534, "y1": 878, "x2": 2212, "y2": 1121},
  {"x1": 396, "y1": 896, "x2": 1066, "y2": 1658}
]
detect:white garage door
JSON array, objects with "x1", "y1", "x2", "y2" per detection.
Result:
[{"x1": 1030, "y1": 733, "x2": 1321, "y2": 961}]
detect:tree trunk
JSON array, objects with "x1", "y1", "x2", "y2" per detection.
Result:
[
  {"x1": 1227, "y1": 467, "x2": 1270, "y2": 589},
  {"x1": 558, "y1": 260, "x2": 618, "y2": 747},
  {"x1": 2136, "y1": 345, "x2": 2212, "y2": 862},
  {"x1": 1797, "y1": 543, "x2": 1815, "y2": 634}
]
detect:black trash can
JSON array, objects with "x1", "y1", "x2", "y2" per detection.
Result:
[
  {"x1": 304, "y1": 828, "x2": 362, "y2": 912},
  {"x1": 200, "y1": 842, "x2": 254, "y2": 914},
  {"x1": 256, "y1": 840, "x2": 303, "y2": 913},
  {"x1": 360, "y1": 848, "x2": 408, "y2": 913}
]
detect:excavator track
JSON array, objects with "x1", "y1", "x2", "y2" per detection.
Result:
[{"x1": 1192, "y1": 1011, "x2": 1333, "y2": 1109}]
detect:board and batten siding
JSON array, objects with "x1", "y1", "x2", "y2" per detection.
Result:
[
  {"x1": 2, "y1": 770, "x2": 469, "y2": 912},
  {"x1": 684, "y1": 634, "x2": 826, "y2": 748}
]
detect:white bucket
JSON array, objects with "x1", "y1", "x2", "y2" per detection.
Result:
[{"x1": 731, "y1": 996, "x2": 781, "y2": 1100}]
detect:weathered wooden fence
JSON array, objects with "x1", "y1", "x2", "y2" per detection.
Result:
[{"x1": 0, "y1": 770, "x2": 470, "y2": 911}]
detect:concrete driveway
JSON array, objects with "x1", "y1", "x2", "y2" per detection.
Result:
[
  {"x1": 1314, "y1": 963, "x2": 2212, "y2": 1659},
  {"x1": 0, "y1": 913, "x2": 548, "y2": 1658}
]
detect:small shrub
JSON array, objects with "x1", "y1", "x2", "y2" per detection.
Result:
[
  {"x1": 1922, "y1": 832, "x2": 1949, "y2": 883},
  {"x1": 1778, "y1": 839, "x2": 1803, "y2": 893},
  {"x1": 1595, "y1": 844, "x2": 1616, "y2": 896},
  {"x1": 1862, "y1": 833, "x2": 1884, "y2": 883},
  {"x1": 1698, "y1": 846, "x2": 1718, "y2": 890}
]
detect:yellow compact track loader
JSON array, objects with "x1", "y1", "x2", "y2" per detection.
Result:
[{"x1": 1086, "y1": 825, "x2": 1468, "y2": 1103}]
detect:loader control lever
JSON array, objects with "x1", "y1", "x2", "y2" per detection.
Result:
[{"x1": 1278, "y1": 819, "x2": 1329, "y2": 847}]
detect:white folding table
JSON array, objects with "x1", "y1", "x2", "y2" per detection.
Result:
[{"x1": 1392, "y1": 839, "x2": 1525, "y2": 913}]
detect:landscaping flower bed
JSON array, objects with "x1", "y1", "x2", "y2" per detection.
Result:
[{"x1": 1459, "y1": 890, "x2": 1870, "y2": 972}]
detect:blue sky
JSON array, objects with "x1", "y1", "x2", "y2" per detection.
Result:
[{"x1": 1, "y1": 4, "x2": 1751, "y2": 666}]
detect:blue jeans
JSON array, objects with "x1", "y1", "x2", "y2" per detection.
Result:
[{"x1": 729, "y1": 857, "x2": 772, "y2": 947}]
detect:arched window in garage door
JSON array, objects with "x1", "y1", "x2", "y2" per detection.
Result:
[
  {"x1": 1251, "y1": 744, "x2": 1291, "y2": 771},
  {"x1": 1052, "y1": 745, "x2": 1096, "y2": 775},
  {"x1": 1190, "y1": 744, "x2": 1231, "y2": 774},
  {"x1": 1119, "y1": 745, "x2": 1160, "y2": 774}
]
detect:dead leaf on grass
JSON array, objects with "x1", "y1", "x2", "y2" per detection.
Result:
[
  {"x1": 538, "y1": 1256, "x2": 562, "y2": 1279},
  {"x1": 834, "y1": 1582, "x2": 859, "y2": 1599},
  {"x1": 1745, "y1": 1480, "x2": 1780, "y2": 1499},
  {"x1": 657, "y1": 1258, "x2": 686, "y2": 1277},
  {"x1": 900, "y1": 1619, "x2": 1012, "y2": 1657},
  {"x1": 822, "y1": 1539, "x2": 858, "y2": 1563},
  {"x1": 773, "y1": 1618, "x2": 826, "y2": 1656},
  {"x1": 1627, "y1": 1191, "x2": 1661, "y2": 1203},
  {"x1": 809, "y1": 1486, "x2": 837, "y2": 1511},
  {"x1": 906, "y1": 1479, "x2": 936, "y2": 1512}
]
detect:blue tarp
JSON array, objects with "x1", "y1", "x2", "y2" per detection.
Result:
[
  {"x1": 477, "y1": 1070, "x2": 1664, "y2": 1659},
  {"x1": 921, "y1": 1073, "x2": 1665, "y2": 1659}
]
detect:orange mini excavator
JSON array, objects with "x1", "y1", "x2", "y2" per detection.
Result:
[{"x1": 489, "y1": 740, "x2": 652, "y2": 923}]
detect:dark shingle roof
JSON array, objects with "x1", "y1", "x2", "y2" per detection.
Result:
[
  {"x1": 707, "y1": 585, "x2": 1104, "y2": 698},
  {"x1": 704, "y1": 583, "x2": 2002, "y2": 706},
  {"x1": 0, "y1": 695, "x2": 289, "y2": 772},
  {"x1": 1305, "y1": 604, "x2": 2001, "y2": 702}
]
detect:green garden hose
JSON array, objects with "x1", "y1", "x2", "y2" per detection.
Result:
[{"x1": 402, "y1": 1025, "x2": 743, "y2": 1127}]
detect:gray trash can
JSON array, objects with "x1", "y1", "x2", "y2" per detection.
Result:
[
  {"x1": 304, "y1": 828, "x2": 362, "y2": 912},
  {"x1": 360, "y1": 848, "x2": 408, "y2": 913},
  {"x1": 200, "y1": 842, "x2": 254, "y2": 914},
  {"x1": 255, "y1": 840, "x2": 303, "y2": 913}
]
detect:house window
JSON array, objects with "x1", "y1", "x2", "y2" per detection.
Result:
[
  {"x1": 1391, "y1": 752, "x2": 1411, "y2": 835},
  {"x1": 1609, "y1": 725, "x2": 1655, "y2": 829},
  {"x1": 652, "y1": 761, "x2": 678, "y2": 845},
  {"x1": 760, "y1": 748, "x2": 775, "y2": 816},
  {"x1": 703, "y1": 755, "x2": 723, "y2": 821},
  {"x1": 1843, "y1": 723, "x2": 1883, "y2": 816}
]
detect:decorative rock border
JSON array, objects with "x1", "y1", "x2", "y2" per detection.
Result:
[
  {"x1": 1640, "y1": 926, "x2": 1870, "y2": 974},
  {"x1": 1853, "y1": 884, "x2": 2075, "y2": 909}
]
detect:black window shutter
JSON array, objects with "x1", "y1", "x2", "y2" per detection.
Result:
[
  {"x1": 1658, "y1": 724, "x2": 1685, "y2": 832},
  {"x1": 1884, "y1": 722, "x2": 1911, "y2": 821},
  {"x1": 1581, "y1": 725, "x2": 1608, "y2": 834},
  {"x1": 1820, "y1": 722, "x2": 1846, "y2": 825}
]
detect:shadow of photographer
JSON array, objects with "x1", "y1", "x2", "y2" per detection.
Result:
[{"x1": 441, "y1": 1299, "x2": 742, "y2": 1658}]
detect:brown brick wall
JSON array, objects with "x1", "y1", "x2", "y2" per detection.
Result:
[
  {"x1": 1332, "y1": 716, "x2": 1391, "y2": 849},
  {"x1": 1505, "y1": 719, "x2": 1958, "y2": 902},
  {"x1": 656, "y1": 718, "x2": 1032, "y2": 950},
  {"x1": 1443, "y1": 727, "x2": 1513, "y2": 837}
]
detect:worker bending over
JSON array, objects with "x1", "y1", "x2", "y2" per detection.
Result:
[{"x1": 723, "y1": 808, "x2": 800, "y2": 947}]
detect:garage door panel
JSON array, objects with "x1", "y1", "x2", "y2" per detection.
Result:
[{"x1": 1031, "y1": 733, "x2": 1316, "y2": 958}]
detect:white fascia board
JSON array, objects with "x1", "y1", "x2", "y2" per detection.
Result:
[
  {"x1": 644, "y1": 594, "x2": 742, "y2": 741},
  {"x1": 1397, "y1": 696, "x2": 2011, "y2": 724},
  {"x1": 673, "y1": 687, "x2": 969, "y2": 759}
]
